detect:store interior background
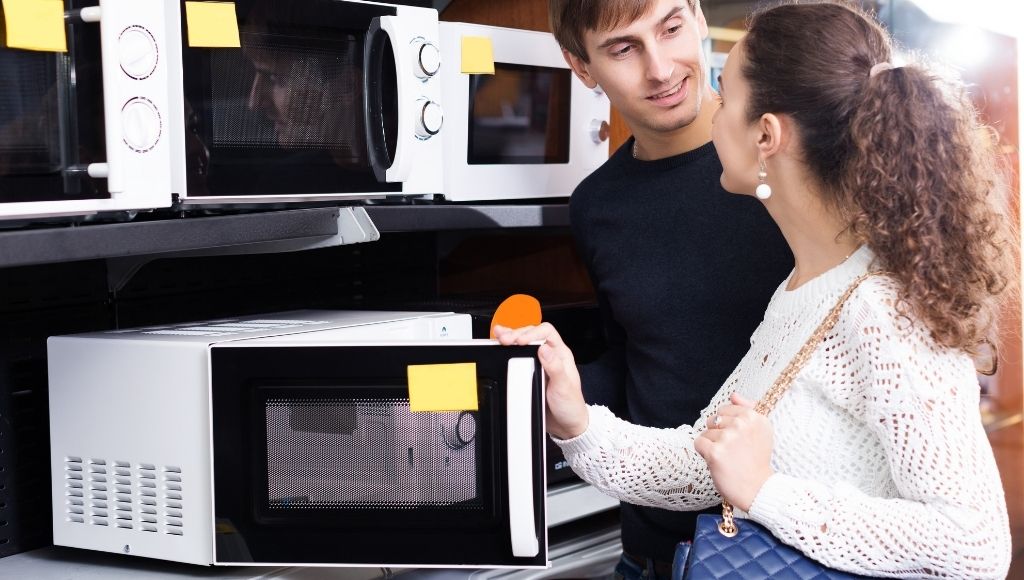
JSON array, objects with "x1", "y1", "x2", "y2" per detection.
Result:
[{"x1": 0, "y1": 0, "x2": 1020, "y2": 575}]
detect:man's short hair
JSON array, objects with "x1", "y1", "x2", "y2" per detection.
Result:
[{"x1": 549, "y1": 0, "x2": 698, "y2": 63}]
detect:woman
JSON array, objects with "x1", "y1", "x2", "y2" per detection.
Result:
[{"x1": 495, "y1": 1, "x2": 1014, "y2": 577}]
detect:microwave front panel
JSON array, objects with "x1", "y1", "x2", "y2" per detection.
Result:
[
  {"x1": 0, "y1": 0, "x2": 173, "y2": 220},
  {"x1": 174, "y1": 0, "x2": 443, "y2": 203},
  {"x1": 439, "y1": 23, "x2": 609, "y2": 201},
  {"x1": 210, "y1": 343, "x2": 546, "y2": 567}
]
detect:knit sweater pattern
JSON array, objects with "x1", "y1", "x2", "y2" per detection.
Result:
[{"x1": 556, "y1": 246, "x2": 1011, "y2": 578}]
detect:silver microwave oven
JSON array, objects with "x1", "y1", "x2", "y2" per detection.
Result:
[
  {"x1": 47, "y1": 310, "x2": 547, "y2": 568},
  {"x1": 164, "y1": 0, "x2": 445, "y2": 205},
  {"x1": 0, "y1": 0, "x2": 172, "y2": 221}
]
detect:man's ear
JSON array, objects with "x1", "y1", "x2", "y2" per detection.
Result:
[
  {"x1": 562, "y1": 48, "x2": 599, "y2": 90},
  {"x1": 756, "y1": 113, "x2": 785, "y2": 160}
]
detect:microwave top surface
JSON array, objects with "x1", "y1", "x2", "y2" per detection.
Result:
[{"x1": 49, "y1": 310, "x2": 465, "y2": 344}]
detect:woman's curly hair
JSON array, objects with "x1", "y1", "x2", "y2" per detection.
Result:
[{"x1": 744, "y1": 1, "x2": 1018, "y2": 354}]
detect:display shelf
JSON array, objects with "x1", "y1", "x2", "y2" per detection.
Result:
[{"x1": 0, "y1": 204, "x2": 571, "y2": 269}]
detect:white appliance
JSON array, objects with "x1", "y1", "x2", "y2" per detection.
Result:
[
  {"x1": 438, "y1": 22, "x2": 610, "y2": 201},
  {"x1": 163, "y1": 0, "x2": 445, "y2": 205},
  {"x1": 48, "y1": 310, "x2": 548, "y2": 568},
  {"x1": 0, "y1": 0, "x2": 172, "y2": 220}
]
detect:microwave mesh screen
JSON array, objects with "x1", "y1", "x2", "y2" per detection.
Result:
[
  {"x1": 208, "y1": 33, "x2": 366, "y2": 166},
  {"x1": 0, "y1": 50, "x2": 61, "y2": 171},
  {"x1": 265, "y1": 398, "x2": 482, "y2": 510}
]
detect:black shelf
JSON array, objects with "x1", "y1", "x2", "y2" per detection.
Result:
[{"x1": 0, "y1": 204, "x2": 572, "y2": 269}]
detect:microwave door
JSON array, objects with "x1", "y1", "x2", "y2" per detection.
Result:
[{"x1": 210, "y1": 343, "x2": 547, "y2": 568}]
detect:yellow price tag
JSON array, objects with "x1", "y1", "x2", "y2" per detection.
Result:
[
  {"x1": 185, "y1": 1, "x2": 240, "y2": 48},
  {"x1": 461, "y1": 36, "x2": 495, "y2": 75},
  {"x1": 407, "y1": 362, "x2": 479, "y2": 412},
  {"x1": 2, "y1": 0, "x2": 67, "y2": 53}
]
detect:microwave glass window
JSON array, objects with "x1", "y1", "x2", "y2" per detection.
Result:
[
  {"x1": 0, "y1": 4, "x2": 109, "y2": 204},
  {"x1": 467, "y1": 63, "x2": 571, "y2": 165},
  {"x1": 182, "y1": 0, "x2": 401, "y2": 197},
  {"x1": 265, "y1": 397, "x2": 483, "y2": 510}
]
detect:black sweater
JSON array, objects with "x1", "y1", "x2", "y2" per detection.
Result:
[{"x1": 570, "y1": 139, "x2": 793, "y2": 561}]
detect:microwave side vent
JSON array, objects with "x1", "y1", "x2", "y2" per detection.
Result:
[{"x1": 64, "y1": 458, "x2": 184, "y2": 536}]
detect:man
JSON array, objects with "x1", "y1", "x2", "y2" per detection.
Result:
[{"x1": 548, "y1": 1, "x2": 792, "y2": 578}]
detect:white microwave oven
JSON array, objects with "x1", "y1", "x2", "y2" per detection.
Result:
[
  {"x1": 437, "y1": 22, "x2": 610, "y2": 201},
  {"x1": 164, "y1": 0, "x2": 445, "y2": 205},
  {"x1": 0, "y1": 0, "x2": 172, "y2": 221},
  {"x1": 47, "y1": 310, "x2": 547, "y2": 568}
]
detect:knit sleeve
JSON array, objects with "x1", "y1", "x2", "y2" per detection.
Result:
[
  {"x1": 748, "y1": 283, "x2": 1011, "y2": 579},
  {"x1": 552, "y1": 389, "x2": 732, "y2": 511}
]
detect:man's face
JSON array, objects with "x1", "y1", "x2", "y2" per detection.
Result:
[{"x1": 571, "y1": 0, "x2": 709, "y2": 135}]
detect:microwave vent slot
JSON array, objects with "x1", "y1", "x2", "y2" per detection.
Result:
[{"x1": 63, "y1": 458, "x2": 184, "y2": 536}]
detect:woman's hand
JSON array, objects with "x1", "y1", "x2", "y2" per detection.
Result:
[
  {"x1": 493, "y1": 323, "x2": 589, "y2": 440},
  {"x1": 694, "y1": 392, "x2": 775, "y2": 512}
]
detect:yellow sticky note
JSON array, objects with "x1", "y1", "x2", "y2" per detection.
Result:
[
  {"x1": 461, "y1": 36, "x2": 495, "y2": 75},
  {"x1": 408, "y1": 363, "x2": 479, "y2": 412},
  {"x1": 185, "y1": 1, "x2": 240, "y2": 48},
  {"x1": 2, "y1": 0, "x2": 67, "y2": 53}
]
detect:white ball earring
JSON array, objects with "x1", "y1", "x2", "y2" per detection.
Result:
[{"x1": 755, "y1": 160, "x2": 772, "y2": 200}]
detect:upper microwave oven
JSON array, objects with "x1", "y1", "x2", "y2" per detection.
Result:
[
  {"x1": 437, "y1": 22, "x2": 610, "y2": 202},
  {"x1": 48, "y1": 310, "x2": 547, "y2": 568},
  {"x1": 0, "y1": 0, "x2": 172, "y2": 221},
  {"x1": 165, "y1": 0, "x2": 444, "y2": 205}
]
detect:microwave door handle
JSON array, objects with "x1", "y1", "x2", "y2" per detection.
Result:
[
  {"x1": 363, "y1": 16, "x2": 413, "y2": 184},
  {"x1": 506, "y1": 357, "x2": 540, "y2": 558},
  {"x1": 72, "y1": 4, "x2": 124, "y2": 192}
]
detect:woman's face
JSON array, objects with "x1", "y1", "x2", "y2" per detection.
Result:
[{"x1": 711, "y1": 40, "x2": 761, "y2": 196}]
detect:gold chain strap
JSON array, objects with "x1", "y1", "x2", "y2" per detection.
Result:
[{"x1": 717, "y1": 271, "x2": 880, "y2": 538}]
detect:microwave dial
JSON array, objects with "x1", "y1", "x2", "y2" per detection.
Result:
[
  {"x1": 414, "y1": 40, "x2": 441, "y2": 79},
  {"x1": 118, "y1": 26, "x2": 159, "y2": 80},
  {"x1": 121, "y1": 97, "x2": 162, "y2": 153},
  {"x1": 416, "y1": 100, "x2": 443, "y2": 139}
]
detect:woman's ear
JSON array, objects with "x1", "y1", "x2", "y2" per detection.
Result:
[
  {"x1": 756, "y1": 113, "x2": 785, "y2": 160},
  {"x1": 562, "y1": 49, "x2": 599, "y2": 89}
]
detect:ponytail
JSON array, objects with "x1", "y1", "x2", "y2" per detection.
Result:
[{"x1": 839, "y1": 63, "x2": 1014, "y2": 352}]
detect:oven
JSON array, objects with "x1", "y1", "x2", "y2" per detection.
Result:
[
  {"x1": 0, "y1": 0, "x2": 172, "y2": 221},
  {"x1": 437, "y1": 22, "x2": 610, "y2": 201},
  {"x1": 166, "y1": 0, "x2": 444, "y2": 205},
  {"x1": 48, "y1": 310, "x2": 547, "y2": 568}
]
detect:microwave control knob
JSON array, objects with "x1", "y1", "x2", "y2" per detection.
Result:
[
  {"x1": 121, "y1": 97, "x2": 162, "y2": 153},
  {"x1": 416, "y1": 101, "x2": 443, "y2": 139},
  {"x1": 590, "y1": 119, "x2": 610, "y2": 144},
  {"x1": 415, "y1": 41, "x2": 441, "y2": 79},
  {"x1": 118, "y1": 26, "x2": 159, "y2": 80}
]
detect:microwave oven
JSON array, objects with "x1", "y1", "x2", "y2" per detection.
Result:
[
  {"x1": 48, "y1": 310, "x2": 547, "y2": 568},
  {"x1": 165, "y1": 0, "x2": 444, "y2": 205},
  {"x1": 437, "y1": 22, "x2": 610, "y2": 201},
  {"x1": 0, "y1": 0, "x2": 172, "y2": 221}
]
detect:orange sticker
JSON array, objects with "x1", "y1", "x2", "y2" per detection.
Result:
[{"x1": 490, "y1": 294, "x2": 542, "y2": 339}]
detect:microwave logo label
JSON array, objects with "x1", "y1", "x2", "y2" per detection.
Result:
[
  {"x1": 440, "y1": 325, "x2": 448, "y2": 338},
  {"x1": 554, "y1": 460, "x2": 570, "y2": 471}
]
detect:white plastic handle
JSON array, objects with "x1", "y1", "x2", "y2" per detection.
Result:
[
  {"x1": 506, "y1": 357, "x2": 539, "y2": 558},
  {"x1": 92, "y1": 1, "x2": 125, "y2": 193},
  {"x1": 378, "y1": 16, "x2": 414, "y2": 183}
]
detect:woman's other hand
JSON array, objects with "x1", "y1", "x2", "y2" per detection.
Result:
[
  {"x1": 493, "y1": 323, "x2": 589, "y2": 439},
  {"x1": 694, "y1": 392, "x2": 775, "y2": 511}
]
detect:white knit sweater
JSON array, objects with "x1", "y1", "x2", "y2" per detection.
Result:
[{"x1": 556, "y1": 246, "x2": 1011, "y2": 578}]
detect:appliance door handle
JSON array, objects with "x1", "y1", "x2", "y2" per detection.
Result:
[
  {"x1": 74, "y1": 3, "x2": 124, "y2": 193},
  {"x1": 506, "y1": 357, "x2": 539, "y2": 558},
  {"x1": 363, "y1": 16, "x2": 413, "y2": 184}
]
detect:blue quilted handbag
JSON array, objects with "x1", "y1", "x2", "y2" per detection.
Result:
[
  {"x1": 675, "y1": 273, "x2": 880, "y2": 580},
  {"x1": 677, "y1": 514, "x2": 870, "y2": 579}
]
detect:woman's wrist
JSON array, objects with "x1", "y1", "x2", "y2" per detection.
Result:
[{"x1": 734, "y1": 467, "x2": 775, "y2": 512}]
